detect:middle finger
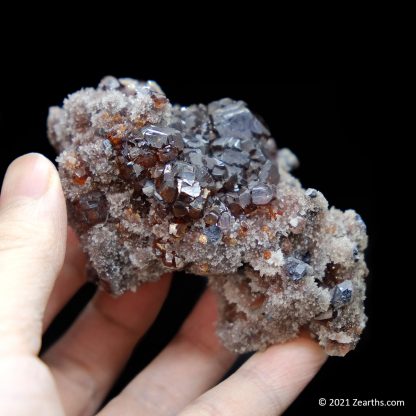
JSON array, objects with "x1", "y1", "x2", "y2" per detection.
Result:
[
  {"x1": 43, "y1": 274, "x2": 171, "y2": 416},
  {"x1": 98, "y1": 290, "x2": 236, "y2": 416}
]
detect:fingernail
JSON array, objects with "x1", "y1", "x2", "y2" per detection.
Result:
[{"x1": 1, "y1": 154, "x2": 52, "y2": 201}]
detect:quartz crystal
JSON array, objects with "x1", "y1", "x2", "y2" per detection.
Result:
[{"x1": 48, "y1": 77, "x2": 369, "y2": 356}]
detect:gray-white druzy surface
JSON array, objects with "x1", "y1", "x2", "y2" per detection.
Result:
[{"x1": 48, "y1": 77, "x2": 369, "y2": 356}]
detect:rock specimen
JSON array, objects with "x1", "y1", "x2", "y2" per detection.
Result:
[{"x1": 48, "y1": 77, "x2": 368, "y2": 356}]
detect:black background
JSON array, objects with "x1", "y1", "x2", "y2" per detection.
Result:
[{"x1": 0, "y1": 63, "x2": 405, "y2": 413}]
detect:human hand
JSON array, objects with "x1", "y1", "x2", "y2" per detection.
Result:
[{"x1": 0, "y1": 153, "x2": 327, "y2": 415}]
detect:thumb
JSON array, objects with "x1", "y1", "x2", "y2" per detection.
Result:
[{"x1": 0, "y1": 154, "x2": 67, "y2": 356}]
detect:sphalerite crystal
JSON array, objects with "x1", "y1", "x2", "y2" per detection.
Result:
[{"x1": 48, "y1": 77, "x2": 369, "y2": 356}]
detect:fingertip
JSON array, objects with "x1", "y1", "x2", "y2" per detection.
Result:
[
  {"x1": 295, "y1": 338, "x2": 328, "y2": 371},
  {"x1": 1, "y1": 153, "x2": 59, "y2": 203},
  {"x1": 270, "y1": 335, "x2": 327, "y2": 359},
  {"x1": 296, "y1": 333, "x2": 328, "y2": 351}
]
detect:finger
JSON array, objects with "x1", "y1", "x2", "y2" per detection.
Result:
[
  {"x1": 43, "y1": 227, "x2": 87, "y2": 331},
  {"x1": 43, "y1": 274, "x2": 172, "y2": 416},
  {"x1": 0, "y1": 154, "x2": 67, "y2": 356},
  {"x1": 179, "y1": 336, "x2": 327, "y2": 416},
  {"x1": 0, "y1": 355, "x2": 65, "y2": 416},
  {"x1": 98, "y1": 290, "x2": 236, "y2": 416}
]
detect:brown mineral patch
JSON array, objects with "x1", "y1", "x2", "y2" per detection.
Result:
[
  {"x1": 151, "y1": 93, "x2": 168, "y2": 109},
  {"x1": 280, "y1": 237, "x2": 293, "y2": 255},
  {"x1": 108, "y1": 134, "x2": 122, "y2": 147},
  {"x1": 72, "y1": 175, "x2": 87, "y2": 185},
  {"x1": 224, "y1": 303, "x2": 247, "y2": 322},
  {"x1": 199, "y1": 263, "x2": 209, "y2": 273},
  {"x1": 124, "y1": 208, "x2": 141, "y2": 223},
  {"x1": 223, "y1": 236, "x2": 237, "y2": 246},
  {"x1": 323, "y1": 262, "x2": 343, "y2": 287},
  {"x1": 238, "y1": 224, "x2": 249, "y2": 238},
  {"x1": 250, "y1": 293, "x2": 267, "y2": 309}
]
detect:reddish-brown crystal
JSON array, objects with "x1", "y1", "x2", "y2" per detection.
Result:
[
  {"x1": 159, "y1": 181, "x2": 177, "y2": 203},
  {"x1": 172, "y1": 201, "x2": 188, "y2": 218},
  {"x1": 152, "y1": 93, "x2": 168, "y2": 109},
  {"x1": 135, "y1": 150, "x2": 157, "y2": 168},
  {"x1": 157, "y1": 145, "x2": 179, "y2": 163},
  {"x1": 73, "y1": 175, "x2": 87, "y2": 185},
  {"x1": 108, "y1": 135, "x2": 122, "y2": 147}
]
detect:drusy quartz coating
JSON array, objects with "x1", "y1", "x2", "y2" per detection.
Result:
[{"x1": 48, "y1": 77, "x2": 369, "y2": 356}]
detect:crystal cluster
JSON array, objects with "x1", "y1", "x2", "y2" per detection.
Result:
[{"x1": 48, "y1": 77, "x2": 368, "y2": 356}]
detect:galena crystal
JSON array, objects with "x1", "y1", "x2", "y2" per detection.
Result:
[{"x1": 48, "y1": 77, "x2": 369, "y2": 356}]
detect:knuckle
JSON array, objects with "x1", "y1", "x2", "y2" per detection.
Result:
[
  {"x1": 0, "y1": 214, "x2": 56, "y2": 259},
  {"x1": 182, "y1": 400, "x2": 223, "y2": 416},
  {"x1": 90, "y1": 300, "x2": 140, "y2": 338},
  {"x1": 175, "y1": 329, "x2": 216, "y2": 358},
  {"x1": 238, "y1": 365, "x2": 284, "y2": 412}
]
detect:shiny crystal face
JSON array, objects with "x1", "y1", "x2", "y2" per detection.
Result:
[
  {"x1": 48, "y1": 77, "x2": 369, "y2": 357},
  {"x1": 82, "y1": 77, "x2": 280, "y2": 229}
]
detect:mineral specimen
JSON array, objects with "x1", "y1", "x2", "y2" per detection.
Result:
[{"x1": 48, "y1": 77, "x2": 368, "y2": 356}]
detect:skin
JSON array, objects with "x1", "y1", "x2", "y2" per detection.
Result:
[{"x1": 0, "y1": 154, "x2": 327, "y2": 416}]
